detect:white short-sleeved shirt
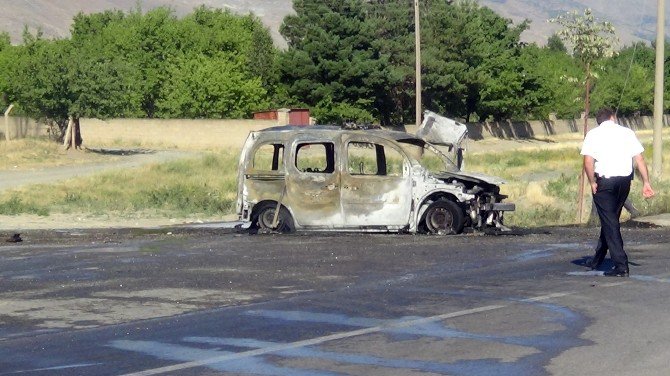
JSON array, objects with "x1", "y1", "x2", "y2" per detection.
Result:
[{"x1": 580, "y1": 120, "x2": 644, "y2": 178}]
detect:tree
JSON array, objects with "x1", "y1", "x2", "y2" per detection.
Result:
[
  {"x1": 418, "y1": 0, "x2": 533, "y2": 121},
  {"x1": 519, "y1": 44, "x2": 582, "y2": 119},
  {"x1": 9, "y1": 37, "x2": 73, "y2": 141},
  {"x1": 183, "y1": 7, "x2": 278, "y2": 97},
  {"x1": 365, "y1": 0, "x2": 419, "y2": 125},
  {"x1": 6, "y1": 28, "x2": 143, "y2": 146},
  {"x1": 71, "y1": 6, "x2": 277, "y2": 119},
  {"x1": 3, "y1": 5, "x2": 278, "y2": 137},
  {"x1": 0, "y1": 32, "x2": 14, "y2": 108},
  {"x1": 591, "y1": 43, "x2": 654, "y2": 116},
  {"x1": 278, "y1": 0, "x2": 536, "y2": 124},
  {"x1": 278, "y1": 0, "x2": 393, "y2": 125},
  {"x1": 155, "y1": 54, "x2": 268, "y2": 118},
  {"x1": 547, "y1": 33, "x2": 567, "y2": 53},
  {"x1": 550, "y1": 8, "x2": 618, "y2": 126}
]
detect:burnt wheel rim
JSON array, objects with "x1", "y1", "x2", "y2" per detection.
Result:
[
  {"x1": 258, "y1": 208, "x2": 279, "y2": 229},
  {"x1": 427, "y1": 207, "x2": 454, "y2": 234}
]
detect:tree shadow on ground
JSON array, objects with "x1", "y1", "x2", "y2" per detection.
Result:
[{"x1": 84, "y1": 147, "x2": 156, "y2": 156}]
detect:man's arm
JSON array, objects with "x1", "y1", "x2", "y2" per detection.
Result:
[
  {"x1": 583, "y1": 155, "x2": 597, "y2": 194},
  {"x1": 633, "y1": 154, "x2": 655, "y2": 198}
]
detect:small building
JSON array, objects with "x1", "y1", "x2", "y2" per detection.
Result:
[{"x1": 253, "y1": 108, "x2": 311, "y2": 126}]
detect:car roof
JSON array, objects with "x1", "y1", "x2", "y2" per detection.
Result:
[{"x1": 256, "y1": 125, "x2": 425, "y2": 144}]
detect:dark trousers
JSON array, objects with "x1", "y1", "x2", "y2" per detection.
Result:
[{"x1": 591, "y1": 174, "x2": 632, "y2": 271}]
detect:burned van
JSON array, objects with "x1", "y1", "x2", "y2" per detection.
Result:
[{"x1": 236, "y1": 111, "x2": 514, "y2": 234}]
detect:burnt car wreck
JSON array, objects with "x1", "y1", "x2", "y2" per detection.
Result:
[{"x1": 236, "y1": 110, "x2": 515, "y2": 235}]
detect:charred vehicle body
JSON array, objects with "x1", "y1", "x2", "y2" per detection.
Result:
[{"x1": 236, "y1": 111, "x2": 514, "y2": 234}]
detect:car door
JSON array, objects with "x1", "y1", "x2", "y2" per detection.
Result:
[
  {"x1": 241, "y1": 141, "x2": 287, "y2": 211},
  {"x1": 340, "y1": 135, "x2": 412, "y2": 227},
  {"x1": 284, "y1": 137, "x2": 344, "y2": 228}
]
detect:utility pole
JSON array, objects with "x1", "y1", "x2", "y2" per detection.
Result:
[
  {"x1": 415, "y1": 0, "x2": 422, "y2": 128},
  {"x1": 653, "y1": 0, "x2": 665, "y2": 179}
]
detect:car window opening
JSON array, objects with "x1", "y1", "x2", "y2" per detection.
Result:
[
  {"x1": 296, "y1": 142, "x2": 335, "y2": 173},
  {"x1": 253, "y1": 143, "x2": 284, "y2": 172}
]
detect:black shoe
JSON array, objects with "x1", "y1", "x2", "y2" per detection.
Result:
[
  {"x1": 603, "y1": 269, "x2": 629, "y2": 277},
  {"x1": 584, "y1": 258, "x2": 601, "y2": 270}
]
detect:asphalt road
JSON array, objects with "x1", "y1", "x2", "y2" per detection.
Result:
[{"x1": 1, "y1": 225, "x2": 670, "y2": 375}]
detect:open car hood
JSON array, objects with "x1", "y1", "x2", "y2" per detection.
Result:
[
  {"x1": 416, "y1": 110, "x2": 468, "y2": 148},
  {"x1": 433, "y1": 170, "x2": 506, "y2": 186}
]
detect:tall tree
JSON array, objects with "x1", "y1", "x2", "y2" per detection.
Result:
[
  {"x1": 281, "y1": 0, "x2": 534, "y2": 124},
  {"x1": 278, "y1": 0, "x2": 393, "y2": 124},
  {"x1": 550, "y1": 8, "x2": 618, "y2": 127},
  {"x1": 7, "y1": 32, "x2": 142, "y2": 146},
  {"x1": 411, "y1": 0, "x2": 532, "y2": 121},
  {"x1": 366, "y1": 0, "x2": 417, "y2": 125}
]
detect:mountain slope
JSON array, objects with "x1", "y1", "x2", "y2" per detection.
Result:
[{"x1": 0, "y1": 0, "x2": 665, "y2": 48}]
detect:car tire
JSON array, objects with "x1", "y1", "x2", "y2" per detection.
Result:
[
  {"x1": 422, "y1": 199, "x2": 465, "y2": 235},
  {"x1": 254, "y1": 203, "x2": 295, "y2": 233}
]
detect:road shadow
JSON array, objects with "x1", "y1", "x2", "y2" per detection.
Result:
[{"x1": 572, "y1": 256, "x2": 640, "y2": 270}]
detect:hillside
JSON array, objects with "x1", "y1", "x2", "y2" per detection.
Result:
[
  {"x1": 0, "y1": 0, "x2": 666, "y2": 48},
  {"x1": 485, "y1": 0, "x2": 663, "y2": 46},
  {"x1": 0, "y1": 0, "x2": 291, "y2": 47}
]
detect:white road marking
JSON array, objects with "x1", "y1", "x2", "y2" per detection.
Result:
[
  {"x1": 118, "y1": 276, "x2": 644, "y2": 376},
  {"x1": 119, "y1": 291, "x2": 577, "y2": 376},
  {"x1": 4, "y1": 363, "x2": 102, "y2": 374}
]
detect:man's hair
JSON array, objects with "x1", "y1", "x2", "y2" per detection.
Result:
[{"x1": 596, "y1": 108, "x2": 615, "y2": 125}]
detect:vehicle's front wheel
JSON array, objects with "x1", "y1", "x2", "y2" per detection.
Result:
[
  {"x1": 421, "y1": 199, "x2": 465, "y2": 235},
  {"x1": 253, "y1": 203, "x2": 295, "y2": 233}
]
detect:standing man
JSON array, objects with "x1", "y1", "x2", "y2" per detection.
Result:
[{"x1": 581, "y1": 107, "x2": 655, "y2": 277}]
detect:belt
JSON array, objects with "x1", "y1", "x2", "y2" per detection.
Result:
[{"x1": 596, "y1": 173, "x2": 633, "y2": 180}]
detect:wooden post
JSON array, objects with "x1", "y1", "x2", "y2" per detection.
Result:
[
  {"x1": 576, "y1": 70, "x2": 591, "y2": 224},
  {"x1": 63, "y1": 116, "x2": 74, "y2": 150},
  {"x1": 4, "y1": 104, "x2": 14, "y2": 141},
  {"x1": 653, "y1": 0, "x2": 664, "y2": 179},
  {"x1": 414, "y1": 0, "x2": 422, "y2": 128}
]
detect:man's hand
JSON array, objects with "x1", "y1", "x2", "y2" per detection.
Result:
[
  {"x1": 642, "y1": 182, "x2": 655, "y2": 199},
  {"x1": 634, "y1": 154, "x2": 655, "y2": 199},
  {"x1": 583, "y1": 155, "x2": 597, "y2": 195}
]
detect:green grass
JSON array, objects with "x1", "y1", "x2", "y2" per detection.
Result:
[
  {"x1": 545, "y1": 173, "x2": 578, "y2": 202},
  {"x1": 0, "y1": 152, "x2": 239, "y2": 218},
  {"x1": 466, "y1": 147, "x2": 582, "y2": 180},
  {"x1": 0, "y1": 195, "x2": 49, "y2": 216}
]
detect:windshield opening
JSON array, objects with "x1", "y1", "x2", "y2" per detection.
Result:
[{"x1": 397, "y1": 139, "x2": 459, "y2": 174}]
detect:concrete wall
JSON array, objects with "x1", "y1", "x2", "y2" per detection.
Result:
[
  {"x1": 403, "y1": 115, "x2": 667, "y2": 140},
  {"x1": 4, "y1": 115, "x2": 668, "y2": 149},
  {"x1": 2, "y1": 116, "x2": 49, "y2": 140},
  {"x1": 80, "y1": 118, "x2": 277, "y2": 149},
  {"x1": 465, "y1": 115, "x2": 667, "y2": 141}
]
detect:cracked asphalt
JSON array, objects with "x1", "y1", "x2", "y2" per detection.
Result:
[{"x1": 1, "y1": 224, "x2": 670, "y2": 375}]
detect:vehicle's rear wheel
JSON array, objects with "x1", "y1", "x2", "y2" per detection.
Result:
[
  {"x1": 422, "y1": 199, "x2": 465, "y2": 235},
  {"x1": 254, "y1": 203, "x2": 295, "y2": 233}
]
